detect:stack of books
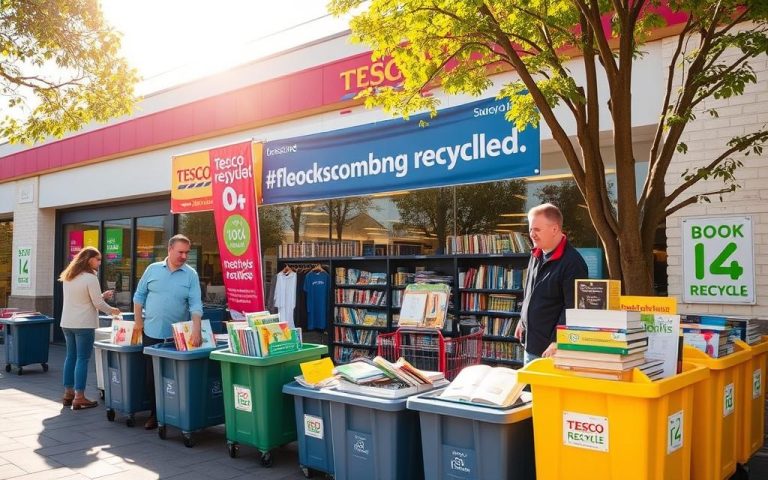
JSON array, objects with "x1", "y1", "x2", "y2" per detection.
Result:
[
  {"x1": 333, "y1": 356, "x2": 448, "y2": 398},
  {"x1": 554, "y1": 309, "x2": 662, "y2": 381},
  {"x1": 680, "y1": 314, "x2": 736, "y2": 358},
  {"x1": 225, "y1": 311, "x2": 302, "y2": 357}
]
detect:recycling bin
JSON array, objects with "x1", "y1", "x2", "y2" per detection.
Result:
[
  {"x1": 94, "y1": 340, "x2": 152, "y2": 427},
  {"x1": 322, "y1": 388, "x2": 423, "y2": 480},
  {"x1": 0, "y1": 314, "x2": 53, "y2": 375},
  {"x1": 684, "y1": 343, "x2": 752, "y2": 480},
  {"x1": 283, "y1": 381, "x2": 336, "y2": 478},
  {"x1": 736, "y1": 336, "x2": 768, "y2": 464},
  {"x1": 210, "y1": 344, "x2": 327, "y2": 467},
  {"x1": 407, "y1": 391, "x2": 535, "y2": 480},
  {"x1": 518, "y1": 358, "x2": 709, "y2": 480},
  {"x1": 93, "y1": 327, "x2": 112, "y2": 398},
  {"x1": 144, "y1": 342, "x2": 227, "y2": 447}
]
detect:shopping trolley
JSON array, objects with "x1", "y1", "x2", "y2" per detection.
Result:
[{"x1": 376, "y1": 327, "x2": 483, "y2": 380}]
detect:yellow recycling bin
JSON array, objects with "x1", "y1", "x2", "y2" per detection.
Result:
[
  {"x1": 518, "y1": 359, "x2": 708, "y2": 480},
  {"x1": 683, "y1": 342, "x2": 752, "y2": 480},
  {"x1": 736, "y1": 336, "x2": 768, "y2": 464}
]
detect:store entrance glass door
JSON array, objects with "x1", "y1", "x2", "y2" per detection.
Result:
[
  {"x1": 136, "y1": 216, "x2": 168, "y2": 288},
  {"x1": 103, "y1": 219, "x2": 133, "y2": 311}
]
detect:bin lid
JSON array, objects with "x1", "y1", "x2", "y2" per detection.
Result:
[
  {"x1": 209, "y1": 343, "x2": 328, "y2": 366},
  {"x1": 517, "y1": 358, "x2": 710, "y2": 399},
  {"x1": 144, "y1": 342, "x2": 227, "y2": 360},
  {"x1": 283, "y1": 381, "x2": 339, "y2": 401},
  {"x1": 313, "y1": 387, "x2": 410, "y2": 411},
  {"x1": 0, "y1": 315, "x2": 54, "y2": 325},
  {"x1": 93, "y1": 340, "x2": 145, "y2": 353},
  {"x1": 407, "y1": 389, "x2": 533, "y2": 424},
  {"x1": 99, "y1": 313, "x2": 134, "y2": 321}
]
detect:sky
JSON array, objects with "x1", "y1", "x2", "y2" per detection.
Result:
[{"x1": 100, "y1": 1, "x2": 350, "y2": 93}]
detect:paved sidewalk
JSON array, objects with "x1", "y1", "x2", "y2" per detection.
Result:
[{"x1": 0, "y1": 342, "x2": 309, "y2": 480}]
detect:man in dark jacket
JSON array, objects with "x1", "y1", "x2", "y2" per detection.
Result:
[{"x1": 514, "y1": 203, "x2": 588, "y2": 364}]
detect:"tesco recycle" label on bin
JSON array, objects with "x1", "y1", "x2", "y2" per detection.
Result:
[{"x1": 563, "y1": 411, "x2": 609, "y2": 452}]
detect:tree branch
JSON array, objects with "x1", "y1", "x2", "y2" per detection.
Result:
[{"x1": 665, "y1": 187, "x2": 735, "y2": 217}]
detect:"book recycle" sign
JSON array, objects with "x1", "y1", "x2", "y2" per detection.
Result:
[{"x1": 681, "y1": 215, "x2": 755, "y2": 304}]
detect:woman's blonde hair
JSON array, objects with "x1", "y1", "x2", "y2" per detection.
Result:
[{"x1": 59, "y1": 246, "x2": 101, "y2": 282}]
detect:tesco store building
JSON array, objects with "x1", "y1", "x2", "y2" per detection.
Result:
[{"x1": 0, "y1": 24, "x2": 766, "y2": 339}]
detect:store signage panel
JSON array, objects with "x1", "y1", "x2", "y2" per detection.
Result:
[
  {"x1": 171, "y1": 150, "x2": 214, "y2": 213},
  {"x1": 209, "y1": 141, "x2": 265, "y2": 317},
  {"x1": 262, "y1": 97, "x2": 541, "y2": 204},
  {"x1": 14, "y1": 246, "x2": 32, "y2": 288},
  {"x1": 681, "y1": 215, "x2": 755, "y2": 304}
]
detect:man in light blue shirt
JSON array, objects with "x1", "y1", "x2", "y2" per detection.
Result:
[{"x1": 133, "y1": 234, "x2": 203, "y2": 429}]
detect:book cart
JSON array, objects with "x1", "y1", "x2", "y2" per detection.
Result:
[
  {"x1": 518, "y1": 359, "x2": 710, "y2": 480},
  {"x1": 210, "y1": 344, "x2": 327, "y2": 467},
  {"x1": 376, "y1": 327, "x2": 482, "y2": 381}
]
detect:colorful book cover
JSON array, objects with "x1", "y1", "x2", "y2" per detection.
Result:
[{"x1": 640, "y1": 313, "x2": 681, "y2": 378}]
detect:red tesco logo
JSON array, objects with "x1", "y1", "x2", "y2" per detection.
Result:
[
  {"x1": 177, "y1": 166, "x2": 210, "y2": 182},
  {"x1": 567, "y1": 420, "x2": 604, "y2": 433}
]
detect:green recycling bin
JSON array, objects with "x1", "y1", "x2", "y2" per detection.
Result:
[{"x1": 210, "y1": 344, "x2": 327, "y2": 467}]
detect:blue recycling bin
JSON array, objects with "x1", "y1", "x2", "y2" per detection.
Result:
[
  {"x1": 144, "y1": 342, "x2": 227, "y2": 447},
  {"x1": 322, "y1": 388, "x2": 423, "y2": 480},
  {"x1": 94, "y1": 341, "x2": 152, "y2": 427},
  {"x1": 282, "y1": 382, "x2": 336, "y2": 478},
  {"x1": 0, "y1": 315, "x2": 53, "y2": 375},
  {"x1": 407, "y1": 391, "x2": 535, "y2": 480}
]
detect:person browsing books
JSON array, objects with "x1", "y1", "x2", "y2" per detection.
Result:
[
  {"x1": 133, "y1": 234, "x2": 204, "y2": 429},
  {"x1": 59, "y1": 247, "x2": 121, "y2": 410},
  {"x1": 514, "y1": 203, "x2": 587, "y2": 364}
]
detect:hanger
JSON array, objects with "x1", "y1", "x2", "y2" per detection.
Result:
[
  {"x1": 312, "y1": 263, "x2": 325, "y2": 272},
  {"x1": 282, "y1": 264, "x2": 293, "y2": 274}
]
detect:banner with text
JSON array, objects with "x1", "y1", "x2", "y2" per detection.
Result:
[
  {"x1": 210, "y1": 141, "x2": 265, "y2": 317},
  {"x1": 262, "y1": 97, "x2": 540, "y2": 204}
]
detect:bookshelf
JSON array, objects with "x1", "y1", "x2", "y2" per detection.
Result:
[{"x1": 276, "y1": 250, "x2": 529, "y2": 366}]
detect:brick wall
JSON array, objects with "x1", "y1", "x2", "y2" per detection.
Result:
[
  {"x1": 9, "y1": 178, "x2": 55, "y2": 316},
  {"x1": 664, "y1": 25, "x2": 768, "y2": 318}
]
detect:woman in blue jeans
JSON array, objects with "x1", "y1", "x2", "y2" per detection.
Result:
[{"x1": 59, "y1": 247, "x2": 120, "y2": 410}]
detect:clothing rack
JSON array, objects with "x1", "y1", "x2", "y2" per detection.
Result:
[{"x1": 280, "y1": 262, "x2": 329, "y2": 273}]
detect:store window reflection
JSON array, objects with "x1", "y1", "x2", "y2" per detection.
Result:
[
  {"x1": 103, "y1": 219, "x2": 132, "y2": 311},
  {"x1": 62, "y1": 221, "x2": 100, "y2": 269},
  {"x1": 135, "y1": 216, "x2": 168, "y2": 292},
  {"x1": 178, "y1": 212, "x2": 226, "y2": 305}
]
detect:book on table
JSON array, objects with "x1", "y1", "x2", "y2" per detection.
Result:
[
  {"x1": 438, "y1": 364, "x2": 527, "y2": 408},
  {"x1": 334, "y1": 359, "x2": 388, "y2": 384},
  {"x1": 556, "y1": 326, "x2": 648, "y2": 348},
  {"x1": 557, "y1": 342, "x2": 648, "y2": 356}
]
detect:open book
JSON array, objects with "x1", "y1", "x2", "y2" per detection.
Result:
[
  {"x1": 439, "y1": 364, "x2": 527, "y2": 407},
  {"x1": 171, "y1": 319, "x2": 216, "y2": 351}
]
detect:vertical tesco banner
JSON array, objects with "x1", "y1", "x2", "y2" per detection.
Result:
[{"x1": 209, "y1": 141, "x2": 265, "y2": 318}]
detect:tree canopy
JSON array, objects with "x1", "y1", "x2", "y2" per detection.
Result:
[
  {"x1": 0, "y1": 0, "x2": 138, "y2": 143},
  {"x1": 329, "y1": 0, "x2": 768, "y2": 294}
]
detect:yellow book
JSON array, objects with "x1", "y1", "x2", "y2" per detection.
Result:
[
  {"x1": 619, "y1": 295, "x2": 677, "y2": 315},
  {"x1": 300, "y1": 357, "x2": 335, "y2": 385}
]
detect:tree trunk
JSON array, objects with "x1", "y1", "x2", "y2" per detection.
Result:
[{"x1": 618, "y1": 231, "x2": 654, "y2": 295}]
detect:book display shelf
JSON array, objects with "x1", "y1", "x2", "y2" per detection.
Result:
[{"x1": 276, "y1": 252, "x2": 529, "y2": 366}]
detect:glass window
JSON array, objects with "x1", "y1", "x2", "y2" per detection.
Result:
[
  {"x1": 177, "y1": 212, "x2": 225, "y2": 304},
  {"x1": 61, "y1": 222, "x2": 100, "y2": 269},
  {"x1": 103, "y1": 219, "x2": 133, "y2": 311},
  {"x1": 136, "y1": 216, "x2": 168, "y2": 289}
]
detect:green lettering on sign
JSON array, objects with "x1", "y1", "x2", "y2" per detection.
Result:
[{"x1": 694, "y1": 242, "x2": 743, "y2": 281}]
